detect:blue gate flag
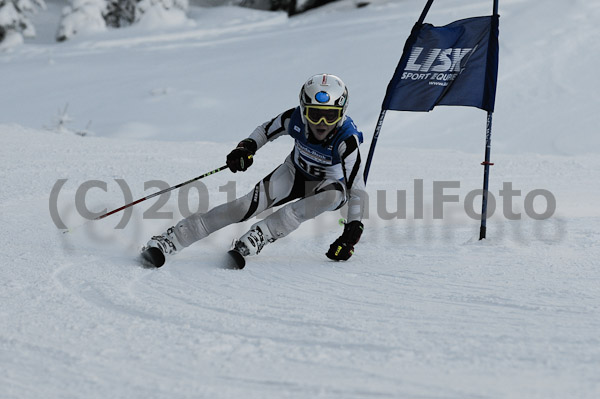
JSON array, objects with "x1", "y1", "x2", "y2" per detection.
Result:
[{"x1": 382, "y1": 15, "x2": 499, "y2": 112}]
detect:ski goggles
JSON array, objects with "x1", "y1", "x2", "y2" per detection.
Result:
[{"x1": 304, "y1": 105, "x2": 343, "y2": 126}]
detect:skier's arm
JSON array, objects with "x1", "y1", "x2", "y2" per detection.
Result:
[
  {"x1": 326, "y1": 135, "x2": 366, "y2": 261},
  {"x1": 247, "y1": 107, "x2": 295, "y2": 149},
  {"x1": 339, "y1": 135, "x2": 366, "y2": 223},
  {"x1": 226, "y1": 108, "x2": 295, "y2": 173}
]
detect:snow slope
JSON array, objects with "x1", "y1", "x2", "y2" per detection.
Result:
[{"x1": 1, "y1": 1, "x2": 600, "y2": 398}]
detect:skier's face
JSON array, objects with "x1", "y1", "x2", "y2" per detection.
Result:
[{"x1": 308, "y1": 120, "x2": 336, "y2": 142}]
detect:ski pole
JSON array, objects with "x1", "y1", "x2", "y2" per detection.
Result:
[{"x1": 63, "y1": 158, "x2": 248, "y2": 234}]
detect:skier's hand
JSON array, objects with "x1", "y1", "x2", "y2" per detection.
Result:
[
  {"x1": 226, "y1": 139, "x2": 257, "y2": 173},
  {"x1": 326, "y1": 220, "x2": 364, "y2": 261},
  {"x1": 227, "y1": 148, "x2": 253, "y2": 172}
]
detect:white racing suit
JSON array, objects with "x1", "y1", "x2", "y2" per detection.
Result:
[{"x1": 170, "y1": 107, "x2": 367, "y2": 251}]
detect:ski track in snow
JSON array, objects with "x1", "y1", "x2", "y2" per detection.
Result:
[
  {"x1": 2, "y1": 124, "x2": 599, "y2": 398},
  {"x1": 2, "y1": 0, "x2": 600, "y2": 398}
]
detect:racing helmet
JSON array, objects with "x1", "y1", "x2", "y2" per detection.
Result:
[{"x1": 299, "y1": 74, "x2": 349, "y2": 129}]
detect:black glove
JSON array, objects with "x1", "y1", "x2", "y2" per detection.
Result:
[
  {"x1": 326, "y1": 220, "x2": 364, "y2": 261},
  {"x1": 226, "y1": 138, "x2": 257, "y2": 173}
]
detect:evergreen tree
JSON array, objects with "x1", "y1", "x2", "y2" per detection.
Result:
[
  {"x1": 239, "y1": 0, "x2": 339, "y2": 16},
  {"x1": 57, "y1": 0, "x2": 189, "y2": 42},
  {"x1": 0, "y1": 0, "x2": 46, "y2": 45}
]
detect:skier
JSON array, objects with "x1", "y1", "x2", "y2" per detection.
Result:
[{"x1": 141, "y1": 73, "x2": 366, "y2": 269}]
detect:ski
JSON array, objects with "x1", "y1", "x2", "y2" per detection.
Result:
[
  {"x1": 140, "y1": 247, "x2": 166, "y2": 268},
  {"x1": 225, "y1": 249, "x2": 246, "y2": 270},
  {"x1": 139, "y1": 247, "x2": 246, "y2": 269}
]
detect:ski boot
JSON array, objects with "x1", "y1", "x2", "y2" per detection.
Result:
[
  {"x1": 226, "y1": 223, "x2": 274, "y2": 270},
  {"x1": 140, "y1": 226, "x2": 181, "y2": 268}
]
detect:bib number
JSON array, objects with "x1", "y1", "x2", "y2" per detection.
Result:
[{"x1": 297, "y1": 157, "x2": 326, "y2": 179}]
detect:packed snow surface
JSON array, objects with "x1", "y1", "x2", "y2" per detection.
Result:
[{"x1": 1, "y1": 0, "x2": 599, "y2": 398}]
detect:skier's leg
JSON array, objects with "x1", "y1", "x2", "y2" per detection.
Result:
[
  {"x1": 234, "y1": 179, "x2": 347, "y2": 256},
  {"x1": 142, "y1": 157, "x2": 299, "y2": 265},
  {"x1": 173, "y1": 157, "x2": 299, "y2": 248}
]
